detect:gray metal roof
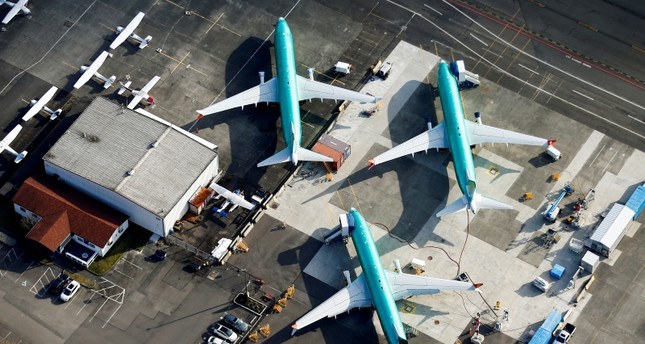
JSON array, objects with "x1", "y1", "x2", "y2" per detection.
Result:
[
  {"x1": 590, "y1": 203, "x2": 634, "y2": 248},
  {"x1": 44, "y1": 97, "x2": 218, "y2": 217}
]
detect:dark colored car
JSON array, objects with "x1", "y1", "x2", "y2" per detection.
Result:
[
  {"x1": 151, "y1": 250, "x2": 167, "y2": 261},
  {"x1": 223, "y1": 313, "x2": 249, "y2": 333},
  {"x1": 49, "y1": 273, "x2": 70, "y2": 295}
]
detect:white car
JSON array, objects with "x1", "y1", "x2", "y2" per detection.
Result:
[
  {"x1": 208, "y1": 323, "x2": 237, "y2": 342},
  {"x1": 60, "y1": 280, "x2": 80, "y2": 302},
  {"x1": 206, "y1": 336, "x2": 224, "y2": 344}
]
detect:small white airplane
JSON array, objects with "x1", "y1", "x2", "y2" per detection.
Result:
[
  {"x1": 1, "y1": 0, "x2": 30, "y2": 25},
  {"x1": 0, "y1": 125, "x2": 27, "y2": 163},
  {"x1": 109, "y1": 12, "x2": 152, "y2": 50},
  {"x1": 209, "y1": 182, "x2": 255, "y2": 217},
  {"x1": 23, "y1": 86, "x2": 61, "y2": 121},
  {"x1": 73, "y1": 51, "x2": 116, "y2": 89},
  {"x1": 118, "y1": 75, "x2": 160, "y2": 109}
]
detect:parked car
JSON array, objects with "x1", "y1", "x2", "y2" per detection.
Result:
[
  {"x1": 206, "y1": 336, "x2": 224, "y2": 344},
  {"x1": 49, "y1": 273, "x2": 70, "y2": 295},
  {"x1": 151, "y1": 249, "x2": 167, "y2": 261},
  {"x1": 60, "y1": 280, "x2": 81, "y2": 302},
  {"x1": 223, "y1": 313, "x2": 249, "y2": 333},
  {"x1": 208, "y1": 323, "x2": 238, "y2": 342}
]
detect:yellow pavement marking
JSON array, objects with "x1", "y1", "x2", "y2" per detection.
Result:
[
  {"x1": 170, "y1": 51, "x2": 190, "y2": 74},
  {"x1": 205, "y1": 12, "x2": 224, "y2": 35},
  {"x1": 163, "y1": 0, "x2": 240, "y2": 36},
  {"x1": 62, "y1": 61, "x2": 78, "y2": 71},
  {"x1": 157, "y1": 50, "x2": 208, "y2": 77}
]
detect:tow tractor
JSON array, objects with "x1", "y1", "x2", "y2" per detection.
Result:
[{"x1": 544, "y1": 184, "x2": 575, "y2": 222}]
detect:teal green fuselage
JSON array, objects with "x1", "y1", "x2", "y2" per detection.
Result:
[
  {"x1": 349, "y1": 209, "x2": 406, "y2": 344},
  {"x1": 437, "y1": 61, "x2": 477, "y2": 205},
  {"x1": 274, "y1": 18, "x2": 301, "y2": 161}
]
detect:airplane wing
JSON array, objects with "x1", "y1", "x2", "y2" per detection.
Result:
[
  {"x1": 110, "y1": 12, "x2": 145, "y2": 49},
  {"x1": 198, "y1": 77, "x2": 279, "y2": 115},
  {"x1": 0, "y1": 124, "x2": 23, "y2": 153},
  {"x1": 296, "y1": 75, "x2": 378, "y2": 103},
  {"x1": 127, "y1": 95, "x2": 143, "y2": 110},
  {"x1": 73, "y1": 51, "x2": 111, "y2": 89},
  {"x1": 370, "y1": 122, "x2": 448, "y2": 166},
  {"x1": 209, "y1": 182, "x2": 254, "y2": 210},
  {"x1": 23, "y1": 86, "x2": 58, "y2": 121},
  {"x1": 466, "y1": 121, "x2": 548, "y2": 147},
  {"x1": 386, "y1": 270, "x2": 477, "y2": 300},
  {"x1": 1, "y1": 0, "x2": 27, "y2": 24},
  {"x1": 140, "y1": 75, "x2": 160, "y2": 93},
  {"x1": 292, "y1": 274, "x2": 372, "y2": 333}
]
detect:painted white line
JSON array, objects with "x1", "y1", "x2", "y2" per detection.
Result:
[
  {"x1": 0, "y1": 0, "x2": 99, "y2": 95},
  {"x1": 386, "y1": 0, "x2": 645, "y2": 141},
  {"x1": 602, "y1": 150, "x2": 618, "y2": 175},
  {"x1": 572, "y1": 89, "x2": 594, "y2": 101},
  {"x1": 469, "y1": 33, "x2": 488, "y2": 46},
  {"x1": 423, "y1": 4, "x2": 443, "y2": 15},
  {"x1": 102, "y1": 303, "x2": 122, "y2": 328},
  {"x1": 628, "y1": 115, "x2": 645, "y2": 123},
  {"x1": 435, "y1": 0, "x2": 645, "y2": 114},
  {"x1": 589, "y1": 144, "x2": 606, "y2": 166},
  {"x1": 205, "y1": 0, "x2": 302, "y2": 106},
  {"x1": 519, "y1": 63, "x2": 540, "y2": 75},
  {"x1": 121, "y1": 258, "x2": 143, "y2": 270},
  {"x1": 112, "y1": 268, "x2": 134, "y2": 280}
]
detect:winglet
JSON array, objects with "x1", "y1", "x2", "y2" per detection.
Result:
[
  {"x1": 473, "y1": 283, "x2": 483, "y2": 289},
  {"x1": 547, "y1": 139, "x2": 557, "y2": 147},
  {"x1": 368, "y1": 159, "x2": 375, "y2": 169},
  {"x1": 291, "y1": 323, "x2": 298, "y2": 336}
]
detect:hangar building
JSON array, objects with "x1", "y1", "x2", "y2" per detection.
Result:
[{"x1": 42, "y1": 97, "x2": 219, "y2": 238}]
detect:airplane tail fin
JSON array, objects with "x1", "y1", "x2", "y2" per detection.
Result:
[
  {"x1": 436, "y1": 194, "x2": 512, "y2": 217},
  {"x1": 257, "y1": 147, "x2": 333, "y2": 167},
  {"x1": 14, "y1": 151, "x2": 28, "y2": 164},
  {"x1": 104, "y1": 76, "x2": 116, "y2": 89},
  {"x1": 139, "y1": 36, "x2": 152, "y2": 49},
  {"x1": 118, "y1": 81, "x2": 132, "y2": 95},
  {"x1": 50, "y1": 109, "x2": 62, "y2": 120}
]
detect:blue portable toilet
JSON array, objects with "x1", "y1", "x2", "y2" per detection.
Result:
[{"x1": 550, "y1": 264, "x2": 565, "y2": 280}]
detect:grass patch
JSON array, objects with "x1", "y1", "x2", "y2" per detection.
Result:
[{"x1": 88, "y1": 225, "x2": 151, "y2": 275}]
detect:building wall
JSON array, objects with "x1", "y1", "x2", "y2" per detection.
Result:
[
  {"x1": 45, "y1": 161, "x2": 164, "y2": 236},
  {"x1": 13, "y1": 204, "x2": 41, "y2": 225},
  {"x1": 45, "y1": 156, "x2": 219, "y2": 237},
  {"x1": 162, "y1": 157, "x2": 220, "y2": 234},
  {"x1": 97, "y1": 220, "x2": 129, "y2": 256}
]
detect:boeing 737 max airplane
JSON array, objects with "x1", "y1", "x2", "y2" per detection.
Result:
[
  {"x1": 370, "y1": 60, "x2": 554, "y2": 217},
  {"x1": 198, "y1": 18, "x2": 379, "y2": 167},
  {"x1": 291, "y1": 208, "x2": 480, "y2": 344}
]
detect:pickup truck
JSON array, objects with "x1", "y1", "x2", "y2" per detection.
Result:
[{"x1": 554, "y1": 322, "x2": 576, "y2": 343}]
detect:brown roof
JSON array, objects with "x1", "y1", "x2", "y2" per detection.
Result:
[{"x1": 13, "y1": 176, "x2": 128, "y2": 251}]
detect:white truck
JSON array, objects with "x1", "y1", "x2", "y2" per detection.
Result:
[{"x1": 554, "y1": 322, "x2": 576, "y2": 343}]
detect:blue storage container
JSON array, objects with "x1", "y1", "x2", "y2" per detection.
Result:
[
  {"x1": 625, "y1": 184, "x2": 645, "y2": 220},
  {"x1": 550, "y1": 264, "x2": 565, "y2": 280}
]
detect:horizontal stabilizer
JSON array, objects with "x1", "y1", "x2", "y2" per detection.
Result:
[
  {"x1": 477, "y1": 194, "x2": 513, "y2": 211},
  {"x1": 257, "y1": 147, "x2": 333, "y2": 167},
  {"x1": 436, "y1": 196, "x2": 469, "y2": 217},
  {"x1": 297, "y1": 147, "x2": 334, "y2": 163},
  {"x1": 436, "y1": 193, "x2": 513, "y2": 217},
  {"x1": 257, "y1": 147, "x2": 292, "y2": 167}
]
